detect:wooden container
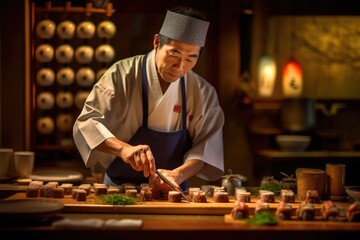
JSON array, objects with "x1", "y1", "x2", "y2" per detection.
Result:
[
  {"x1": 326, "y1": 163, "x2": 346, "y2": 197},
  {"x1": 296, "y1": 168, "x2": 326, "y2": 200}
]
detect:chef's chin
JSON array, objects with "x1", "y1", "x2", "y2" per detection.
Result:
[{"x1": 164, "y1": 74, "x2": 181, "y2": 83}]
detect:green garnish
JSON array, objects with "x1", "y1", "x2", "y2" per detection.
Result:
[
  {"x1": 247, "y1": 211, "x2": 278, "y2": 225},
  {"x1": 97, "y1": 194, "x2": 137, "y2": 206},
  {"x1": 251, "y1": 184, "x2": 283, "y2": 196}
]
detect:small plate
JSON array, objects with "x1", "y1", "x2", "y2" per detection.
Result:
[
  {"x1": 16, "y1": 178, "x2": 32, "y2": 185},
  {"x1": 345, "y1": 186, "x2": 360, "y2": 202},
  {"x1": 30, "y1": 169, "x2": 83, "y2": 183},
  {"x1": 0, "y1": 199, "x2": 64, "y2": 221}
]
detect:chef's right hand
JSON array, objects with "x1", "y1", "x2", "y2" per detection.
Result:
[{"x1": 120, "y1": 145, "x2": 156, "y2": 177}]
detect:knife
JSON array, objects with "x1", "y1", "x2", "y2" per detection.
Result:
[{"x1": 155, "y1": 170, "x2": 192, "y2": 202}]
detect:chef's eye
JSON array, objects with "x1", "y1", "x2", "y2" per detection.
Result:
[{"x1": 167, "y1": 51, "x2": 179, "y2": 59}]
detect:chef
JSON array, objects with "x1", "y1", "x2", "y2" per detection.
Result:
[{"x1": 73, "y1": 7, "x2": 224, "y2": 193}]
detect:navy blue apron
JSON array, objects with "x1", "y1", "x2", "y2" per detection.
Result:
[{"x1": 106, "y1": 53, "x2": 192, "y2": 190}]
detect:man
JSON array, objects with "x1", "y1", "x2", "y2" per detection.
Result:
[{"x1": 73, "y1": 7, "x2": 224, "y2": 193}]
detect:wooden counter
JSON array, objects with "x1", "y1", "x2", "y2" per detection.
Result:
[{"x1": 1, "y1": 193, "x2": 360, "y2": 240}]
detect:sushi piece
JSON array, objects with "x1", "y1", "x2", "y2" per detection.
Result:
[
  {"x1": 280, "y1": 189, "x2": 295, "y2": 203},
  {"x1": 347, "y1": 201, "x2": 360, "y2": 222},
  {"x1": 276, "y1": 201, "x2": 292, "y2": 220},
  {"x1": 296, "y1": 201, "x2": 315, "y2": 221},
  {"x1": 305, "y1": 190, "x2": 320, "y2": 204},
  {"x1": 259, "y1": 190, "x2": 275, "y2": 203},
  {"x1": 213, "y1": 191, "x2": 229, "y2": 203},
  {"x1": 139, "y1": 188, "x2": 153, "y2": 201},
  {"x1": 321, "y1": 200, "x2": 339, "y2": 221},
  {"x1": 192, "y1": 190, "x2": 207, "y2": 203},
  {"x1": 231, "y1": 201, "x2": 249, "y2": 220},
  {"x1": 168, "y1": 191, "x2": 182, "y2": 202},
  {"x1": 255, "y1": 200, "x2": 270, "y2": 214}
]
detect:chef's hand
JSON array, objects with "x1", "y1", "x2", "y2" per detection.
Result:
[
  {"x1": 149, "y1": 169, "x2": 180, "y2": 193},
  {"x1": 120, "y1": 145, "x2": 156, "y2": 178}
]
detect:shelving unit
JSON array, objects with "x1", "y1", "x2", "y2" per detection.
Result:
[{"x1": 27, "y1": 0, "x2": 116, "y2": 161}]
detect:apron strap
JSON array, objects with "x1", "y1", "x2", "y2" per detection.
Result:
[
  {"x1": 141, "y1": 54, "x2": 149, "y2": 128},
  {"x1": 180, "y1": 77, "x2": 187, "y2": 130},
  {"x1": 141, "y1": 53, "x2": 187, "y2": 130}
]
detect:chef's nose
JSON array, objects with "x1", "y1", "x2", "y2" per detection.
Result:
[{"x1": 173, "y1": 58, "x2": 185, "y2": 71}]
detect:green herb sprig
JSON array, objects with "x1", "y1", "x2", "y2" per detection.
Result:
[
  {"x1": 97, "y1": 194, "x2": 137, "y2": 206},
  {"x1": 246, "y1": 211, "x2": 278, "y2": 225},
  {"x1": 251, "y1": 184, "x2": 283, "y2": 196}
]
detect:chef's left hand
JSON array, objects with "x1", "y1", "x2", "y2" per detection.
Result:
[{"x1": 149, "y1": 169, "x2": 180, "y2": 193}]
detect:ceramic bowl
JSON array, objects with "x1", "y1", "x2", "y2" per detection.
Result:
[
  {"x1": 345, "y1": 186, "x2": 360, "y2": 202},
  {"x1": 55, "y1": 44, "x2": 74, "y2": 64},
  {"x1": 36, "y1": 68, "x2": 55, "y2": 86},
  {"x1": 56, "y1": 67, "x2": 75, "y2": 86},
  {"x1": 75, "y1": 45, "x2": 94, "y2": 64},
  {"x1": 57, "y1": 20, "x2": 76, "y2": 39},
  {"x1": 35, "y1": 44, "x2": 54, "y2": 63},
  {"x1": 97, "y1": 20, "x2": 116, "y2": 39},
  {"x1": 36, "y1": 92, "x2": 55, "y2": 110},
  {"x1": 37, "y1": 117, "x2": 54, "y2": 135},
  {"x1": 56, "y1": 91, "x2": 74, "y2": 109},
  {"x1": 76, "y1": 67, "x2": 95, "y2": 87},
  {"x1": 56, "y1": 114, "x2": 74, "y2": 132},
  {"x1": 36, "y1": 19, "x2": 56, "y2": 39},
  {"x1": 76, "y1": 21, "x2": 96, "y2": 39},
  {"x1": 276, "y1": 135, "x2": 311, "y2": 152},
  {"x1": 95, "y1": 44, "x2": 115, "y2": 63}
]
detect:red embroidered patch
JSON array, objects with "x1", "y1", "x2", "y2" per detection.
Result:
[
  {"x1": 189, "y1": 115, "x2": 193, "y2": 121},
  {"x1": 173, "y1": 105, "x2": 181, "y2": 113}
]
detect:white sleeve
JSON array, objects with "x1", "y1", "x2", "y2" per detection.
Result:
[
  {"x1": 73, "y1": 55, "x2": 144, "y2": 169},
  {"x1": 73, "y1": 77, "x2": 117, "y2": 168},
  {"x1": 73, "y1": 62, "x2": 127, "y2": 168},
  {"x1": 185, "y1": 82, "x2": 225, "y2": 181}
]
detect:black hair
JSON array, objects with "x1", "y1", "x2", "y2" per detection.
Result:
[{"x1": 169, "y1": 6, "x2": 206, "y2": 21}]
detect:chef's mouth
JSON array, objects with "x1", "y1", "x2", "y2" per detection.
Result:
[{"x1": 167, "y1": 71, "x2": 182, "y2": 79}]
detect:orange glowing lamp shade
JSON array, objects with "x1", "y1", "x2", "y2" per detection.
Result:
[
  {"x1": 282, "y1": 58, "x2": 303, "y2": 97},
  {"x1": 257, "y1": 56, "x2": 277, "y2": 97}
]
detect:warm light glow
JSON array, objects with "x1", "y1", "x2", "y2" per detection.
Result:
[
  {"x1": 258, "y1": 56, "x2": 277, "y2": 97},
  {"x1": 282, "y1": 58, "x2": 303, "y2": 97}
]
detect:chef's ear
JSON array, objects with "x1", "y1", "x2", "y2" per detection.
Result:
[{"x1": 153, "y1": 34, "x2": 160, "y2": 49}]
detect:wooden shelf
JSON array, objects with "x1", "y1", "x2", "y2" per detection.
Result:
[
  {"x1": 257, "y1": 150, "x2": 360, "y2": 158},
  {"x1": 35, "y1": 1, "x2": 115, "y2": 16}
]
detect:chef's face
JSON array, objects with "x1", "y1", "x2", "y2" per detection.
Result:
[{"x1": 154, "y1": 34, "x2": 201, "y2": 83}]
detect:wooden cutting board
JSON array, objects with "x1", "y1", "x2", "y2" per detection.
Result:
[{"x1": 5, "y1": 193, "x2": 352, "y2": 216}]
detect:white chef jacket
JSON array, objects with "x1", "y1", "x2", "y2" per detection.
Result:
[{"x1": 73, "y1": 49, "x2": 225, "y2": 181}]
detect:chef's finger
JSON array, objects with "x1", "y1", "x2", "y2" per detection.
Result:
[
  {"x1": 129, "y1": 153, "x2": 143, "y2": 171},
  {"x1": 145, "y1": 149, "x2": 156, "y2": 174},
  {"x1": 139, "y1": 151, "x2": 150, "y2": 177}
]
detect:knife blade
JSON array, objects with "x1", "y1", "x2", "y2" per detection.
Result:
[{"x1": 155, "y1": 170, "x2": 192, "y2": 202}]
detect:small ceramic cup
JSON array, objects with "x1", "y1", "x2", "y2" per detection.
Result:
[{"x1": 14, "y1": 151, "x2": 35, "y2": 178}]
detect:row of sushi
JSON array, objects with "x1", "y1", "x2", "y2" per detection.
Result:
[
  {"x1": 231, "y1": 199, "x2": 360, "y2": 222},
  {"x1": 25, "y1": 181, "x2": 154, "y2": 202}
]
